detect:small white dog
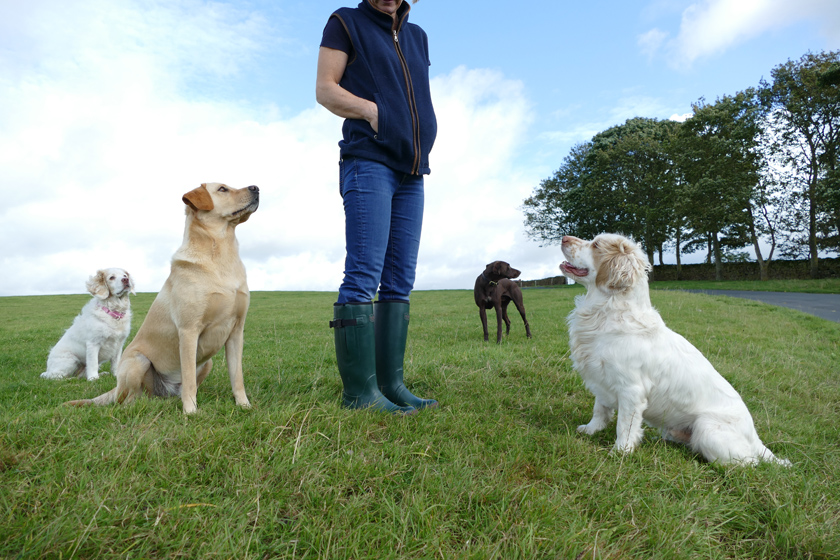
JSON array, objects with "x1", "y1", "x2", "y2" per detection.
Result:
[
  {"x1": 41, "y1": 268, "x2": 135, "y2": 381},
  {"x1": 560, "y1": 233, "x2": 789, "y2": 466}
]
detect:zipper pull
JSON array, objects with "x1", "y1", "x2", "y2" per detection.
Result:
[{"x1": 393, "y1": 30, "x2": 398, "y2": 43}]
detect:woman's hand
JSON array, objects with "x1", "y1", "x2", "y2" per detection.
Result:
[
  {"x1": 368, "y1": 104, "x2": 379, "y2": 134},
  {"x1": 316, "y1": 46, "x2": 379, "y2": 133}
]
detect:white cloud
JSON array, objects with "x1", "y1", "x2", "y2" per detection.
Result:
[
  {"x1": 0, "y1": 0, "x2": 336, "y2": 295},
  {"x1": 538, "y1": 93, "x2": 678, "y2": 153},
  {"x1": 638, "y1": 28, "x2": 670, "y2": 60},
  {"x1": 640, "y1": 0, "x2": 840, "y2": 69},
  {"x1": 669, "y1": 112, "x2": 693, "y2": 122},
  {"x1": 422, "y1": 67, "x2": 554, "y2": 288},
  {"x1": 0, "y1": 4, "x2": 559, "y2": 296}
]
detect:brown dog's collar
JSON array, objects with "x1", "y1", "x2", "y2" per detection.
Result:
[{"x1": 481, "y1": 272, "x2": 498, "y2": 286}]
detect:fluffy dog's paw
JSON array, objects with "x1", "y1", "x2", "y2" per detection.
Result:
[
  {"x1": 577, "y1": 424, "x2": 598, "y2": 435},
  {"x1": 86, "y1": 374, "x2": 100, "y2": 382},
  {"x1": 610, "y1": 442, "x2": 636, "y2": 455}
]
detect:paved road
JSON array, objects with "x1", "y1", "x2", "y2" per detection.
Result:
[{"x1": 684, "y1": 290, "x2": 840, "y2": 323}]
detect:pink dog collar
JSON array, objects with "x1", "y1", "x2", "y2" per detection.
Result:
[{"x1": 100, "y1": 306, "x2": 126, "y2": 320}]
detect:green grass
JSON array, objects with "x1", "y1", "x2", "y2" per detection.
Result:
[
  {"x1": 650, "y1": 278, "x2": 840, "y2": 293},
  {"x1": 1, "y1": 287, "x2": 839, "y2": 559}
]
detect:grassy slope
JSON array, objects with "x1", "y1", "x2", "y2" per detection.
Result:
[{"x1": 1, "y1": 287, "x2": 838, "y2": 559}]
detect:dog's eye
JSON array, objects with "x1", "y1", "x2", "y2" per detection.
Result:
[
  {"x1": 109, "y1": 276, "x2": 115, "y2": 280},
  {"x1": 218, "y1": 186, "x2": 228, "y2": 193}
]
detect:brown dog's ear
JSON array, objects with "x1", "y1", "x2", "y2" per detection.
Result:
[
  {"x1": 182, "y1": 184, "x2": 214, "y2": 211},
  {"x1": 85, "y1": 270, "x2": 111, "y2": 299}
]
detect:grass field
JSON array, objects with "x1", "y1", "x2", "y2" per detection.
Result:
[
  {"x1": 1, "y1": 285, "x2": 839, "y2": 559},
  {"x1": 649, "y1": 278, "x2": 840, "y2": 294}
]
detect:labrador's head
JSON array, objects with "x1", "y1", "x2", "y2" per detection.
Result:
[{"x1": 182, "y1": 183, "x2": 260, "y2": 225}]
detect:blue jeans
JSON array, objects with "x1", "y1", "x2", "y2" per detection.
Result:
[{"x1": 337, "y1": 157, "x2": 424, "y2": 304}]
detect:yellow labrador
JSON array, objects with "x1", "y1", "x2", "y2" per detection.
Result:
[{"x1": 69, "y1": 183, "x2": 259, "y2": 414}]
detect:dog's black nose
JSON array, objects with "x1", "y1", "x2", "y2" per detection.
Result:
[{"x1": 248, "y1": 185, "x2": 259, "y2": 192}]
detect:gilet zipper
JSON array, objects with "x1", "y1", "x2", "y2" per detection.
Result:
[{"x1": 392, "y1": 27, "x2": 422, "y2": 174}]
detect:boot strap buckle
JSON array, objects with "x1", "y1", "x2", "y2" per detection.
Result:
[{"x1": 329, "y1": 315, "x2": 374, "y2": 329}]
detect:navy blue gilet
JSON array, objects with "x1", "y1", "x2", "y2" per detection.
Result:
[{"x1": 329, "y1": 1, "x2": 437, "y2": 175}]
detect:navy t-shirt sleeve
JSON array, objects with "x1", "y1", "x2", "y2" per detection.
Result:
[{"x1": 320, "y1": 15, "x2": 353, "y2": 57}]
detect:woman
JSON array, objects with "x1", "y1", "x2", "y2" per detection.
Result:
[{"x1": 316, "y1": 0, "x2": 438, "y2": 414}]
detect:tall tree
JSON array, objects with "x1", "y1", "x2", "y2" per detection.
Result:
[
  {"x1": 523, "y1": 119, "x2": 680, "y2": 280},
  {"x1": 761, "y1": 51, "x2": 840, "y2": 277},
  {"x1": 522, "y1": 142, "x2": 609, "y2": 244},
  {"x1": 818, "y1": 60, "x2": 840, "y2": 251},
  {"x1": 584, "y1": 117, "x2": 680, "y2": 270},
  {"x1": 674, "y1": 91, "x2": 764, "y2": 280}
]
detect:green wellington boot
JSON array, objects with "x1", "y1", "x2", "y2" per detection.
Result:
[
  {"x1": 330, "y1": 303, "x2": 416, "y2": 415},
  {"x1": 374, "y1": 300, "x2": 439, "y2": 410}
]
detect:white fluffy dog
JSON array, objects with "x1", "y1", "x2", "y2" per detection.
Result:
[
  {"x1": 560, "y1": 233, "x2": 789, "y2": 466},
  {"x1": 41, "y1": 268, "x2": 135, "y2": 381}
]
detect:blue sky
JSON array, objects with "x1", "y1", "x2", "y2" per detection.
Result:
[{"x1": 1, "y1": 0, "x2": 839, "y2": 296}]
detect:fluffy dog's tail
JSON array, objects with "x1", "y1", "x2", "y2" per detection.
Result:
[
  {"x1": 691, "y1": 416, "x2": 791, "y2": 466},
  {"x1": 756, "y1": 446, "x2": 792, "y2": 467}
]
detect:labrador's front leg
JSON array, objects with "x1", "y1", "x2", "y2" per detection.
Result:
[
  {"x1": 178, "y1": 330, "x2": 200, "y2": 414},
  {"x1": 225, "y1": 322, "x2": 251, "y2": 408}
]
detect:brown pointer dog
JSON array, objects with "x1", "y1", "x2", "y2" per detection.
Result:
[
  {"x1": 68, "y1": 183, "x2": 259, "y2": 414},
  {"x1": 474, "y1": 261, "x2": 532, "y2": 343}
]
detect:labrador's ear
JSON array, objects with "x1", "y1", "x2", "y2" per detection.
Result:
[{"x1": 182, "y1": 184, "x2": 214, "y2": 211}]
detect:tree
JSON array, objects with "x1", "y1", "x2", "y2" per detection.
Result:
[
  {"x1": 673, "y1": 91, "x2": 765, "y2": 280},
  {"x1": 761, "y1": 51, "x2": 840, "y2": 276},
  {"x1": 584, "y1": 118, "x2": 680, "y2": 271},
  {"x1": 818, "y1": 61, "x2": 840, "y2": 252},
  {"x1": 523, "y1": 119, "x2": 680, "y2": 281},
  {"x1": 522, "y1": 142, "x2": 607, "y2": 244}
]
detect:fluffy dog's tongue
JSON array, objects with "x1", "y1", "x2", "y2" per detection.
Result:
[{"x1": 560, "y1": 262, "x2": 589, "y2": 277}]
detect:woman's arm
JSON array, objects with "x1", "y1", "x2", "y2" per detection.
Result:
[{"x1": 316, "y1": 47, "x2": 379, "y2": 133}]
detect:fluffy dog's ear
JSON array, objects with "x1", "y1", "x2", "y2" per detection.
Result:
[
  {"x1": 595, "y1": 238, "x2": 649, "y2": 292},
  {"x1": 85, "y1": 270, "x2": 111, "y2": 299},
  {"x1": 182, "y1": 184, "x2": 214, "y2": 211}
]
